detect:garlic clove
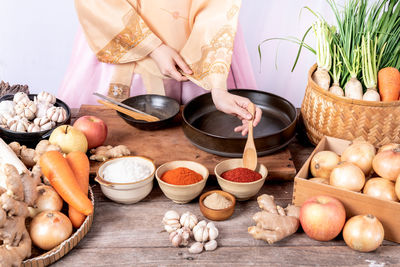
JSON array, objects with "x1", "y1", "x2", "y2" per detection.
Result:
[
  {"x1": 188, "y1": 242, "x2": 204, "y2": 254},
  {"x1": 204, "y1": 240, "x2": 218, "y2": 251},
  {"x1": 163, "y1": 210, "x2": 180, "y2": 222},
  {"x1": 208, "y1": 227, "x2": 219, "y2": 241}
]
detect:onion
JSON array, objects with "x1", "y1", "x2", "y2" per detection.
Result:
[
  {"x1": 330, "y1": 162, "x2": 365, "y2": 191},
  {"x1": 343, "y1": 214, "x2": 384, "y2": 252},
  {"x1": 372, "y1": 148, "x2": 400, "y2": 181},
  {"x1": 310, "y1": 151, "x2": 340, "y2": 179},
  {"x1": 29, "y1": 185, "x2": 63, "y2": 217},
  {"x1": 395, "y1": 174, "x2": 400, "y2": 200},
  {"x1": 341, "y1": 141, "x2": 375, "y2": 175},
  {"x1": 378, "y1": 143, "x2": 400, "y2": 153},
  {"x1": 30, "y1": 210, "x2": 73, "y2": 250},
  {"x1": 309, "y1": 177, "x2": 329, "y2": 185},
  {"x1": 363, "y1": 177, "x2": 398, "y2": 202}
]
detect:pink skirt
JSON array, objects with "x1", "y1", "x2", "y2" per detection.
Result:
[{"x1": 58, "y1": 25, "x2": 258, "y2": 108}]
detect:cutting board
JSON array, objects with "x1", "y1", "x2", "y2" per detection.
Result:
[{"x1": 77, "y1": 105, "x2": 296, "y2": 180}]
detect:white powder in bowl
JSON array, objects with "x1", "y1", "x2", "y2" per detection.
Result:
[{"x1": 102, "y1": 158, "x2": 153, "y2": 183}]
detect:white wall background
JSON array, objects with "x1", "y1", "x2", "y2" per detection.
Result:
[{"x1": 0, "y1": 0, "x2": 344, "y2": 107}]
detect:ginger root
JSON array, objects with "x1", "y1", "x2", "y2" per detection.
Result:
[
  {"x1": 90, "y1": 145, "x2": 131, "y2": 161},
  {"x1": 248, "y1": 194, "x2": 300, "y2": 244}
]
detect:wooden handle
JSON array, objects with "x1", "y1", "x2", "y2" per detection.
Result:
[
  {"x1": 247, "y1": 102, "x2": 255, "y2": 139},
  {"x1": 97, "y1": 100, "x2": 160, "y2": 122}
]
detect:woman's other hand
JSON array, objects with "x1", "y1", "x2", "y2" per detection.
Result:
[
  {"x1": 211, "y1": 89, "x2": 262, "y2": 136},
  {"x1": 150, "y1": 44, "x2": 192, "y2": 81}
]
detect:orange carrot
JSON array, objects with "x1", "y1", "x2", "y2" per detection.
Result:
[
  {"x1": 39, "y1": 151, "x2": 93, "y2": 216},
  {"x1": 378, "y1": 67, "x2": 400, "y2": 101},
  {"x1": 66, "y1": 151, "x2": 90, "y2": 228}
]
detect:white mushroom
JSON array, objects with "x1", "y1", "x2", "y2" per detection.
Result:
[{"x1": 46, "y1": 106, "x2": 67, "y2": 123}]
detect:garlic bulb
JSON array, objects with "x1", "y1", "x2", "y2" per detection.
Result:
[
  {"x1": 193, "y1": 220, "x2": 219, "y2": 242},
  {"x1": 204, "y1": 240, "x2": 218, "y2": 251},
  {"x1": 162, "y1": 210, "x2": 181, "y2": 233},
  {"x1": 27, "y1": 123, "x2": 41, "y2": 133},
  {"x1": 46, "y1": 106, "x2": 67, "y2": 123},
  {"x1": 188, "y1": 242, "x2": 204, "y2": 254},
  {"x1": 7, "y1": 117, "x2": 29, "y2": 132},
  {"x1": 34, "y1": 117, "x2": 55, "y2": 131},
  {"x1": 169, "y1": 227, "x2": 191, "y2": 247},
  {"x1": 34, "y1": 97, "x2": 53, "y2": 118},
  {"x1": 37, "y1": 91, "x2": 56, "y2": 104},
  {"x1": 0, "y1": 100, "x2": 15, "y2": 117},
  {"x1": 15, "y1": 101, "x2": 37, "y2": 120},
  {"x1": 13, "y1": 92, "x2": 30, "y2": 105},
  {"x1": 0, "y1": 114, "x2": 7, "y2": 126},
  {"x1": 180, "y1": 211, "x2": 198, "y2": 230}
]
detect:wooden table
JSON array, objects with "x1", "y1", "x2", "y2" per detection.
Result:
[{"x1": 52, "y1": 108, "x2": 399, "y2": 267}]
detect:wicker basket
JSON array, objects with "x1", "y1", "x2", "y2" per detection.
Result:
[{"x1": 301, "y1": 64, "x2": 400, "y2": 147}]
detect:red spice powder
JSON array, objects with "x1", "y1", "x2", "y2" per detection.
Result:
[
  {"x1": 221, "y1": 167, "x2": 262, "y2": 183},
  {"x1": 161, "y1": 167, "x2": 203, "y2": 185}
]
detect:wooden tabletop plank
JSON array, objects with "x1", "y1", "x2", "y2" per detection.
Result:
[{"x1": 76, "y1": 105, "x2": 296, "y2": 181}]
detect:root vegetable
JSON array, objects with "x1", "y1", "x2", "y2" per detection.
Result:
[
  {"x1": 312, "y1": 19, "x2": 332, "y2": 91},
  {"x1": 0, "y1": 138, "x2": 28, "y2": 174},
  {"x1": 372, "y1": 148, "x2": 400, "y2": 181},
  {"x1": 395, "y1": 174, "x2": 400, "y2": 200},
  {"x1": 89, "y1": 145, "x2": 131, "y2": 162},
  {"x1": 248, "y1": 194, "x2": 300, "y2": 244},
  {"x1": 169, "y1": 227, "x2": 191, "y2": 247},
  {"x1": 378, "y1": 67, "x2": 400, "y2": 101},
  {"x1": 310, "y1": 151, "x2": 340, "y2": 179},
  {"x1": 39, "y1": 151, "x2": 93, "y2": 216},
  {"x1": 363, "y1": 89, "x2": 380, "y2": 101},
  {"x1": 330, "y1": 162, "x2": 365, "y2": 191},
  {"x1": 345, "y1": 77, "x2": 363, "y2": 100},
  {"x1": 162, "y1": 210, "x2": 180, "y2": 233},
  {"x1": 343, "y1": 214, "x2": 384, "y2": 252},
  {"x1": 378, "y1": 143, "x2": 400, "y2": 153},
  {"x1": 29, "y1": 210, "x2": 73, "y2": 250},
  {"x1": 313, "y1": 68, "x2": 331, "y2": 90},
  {"x1": 363, "y1": 178, "x2": 398, "y2": 202},
  {"x1": 329, "y1": 83, "x2": 344, "y2": 96},
  {"x1": 309, "y1": 177, "x2": 329, "y2": 184},
  {"x1": 29, "y1": 185, "x2": 63, "y2": 218},
  {"x1": 341, "y1": 141, "x2": 375, "y2": 175},
  {"x1": 361, "y1": 35, "x2": 380, "y2": 102},
  {"x1": 180, "y1": 211, "x2": 198, "y2": 230}
]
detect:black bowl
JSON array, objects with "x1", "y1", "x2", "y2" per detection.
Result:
[
  {"x1": 116, "y1": 94, "x2": 180, "y2": 130},
  {"x1": 0, "y1": 94, "x2": 71, "y2": 147}
]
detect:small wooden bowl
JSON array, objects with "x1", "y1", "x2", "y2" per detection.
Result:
[{"x1": 199, "y1": 190, "x2": 236, "y2": 221}]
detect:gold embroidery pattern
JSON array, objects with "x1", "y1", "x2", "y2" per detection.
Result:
[
  {"x1": 189, "y1": 26, "x2": 235, "y2": 89},
  {"x1": 108, "y1": 83, "x2": 130, "y2": 100},
  {"x1": 227, "y1": 5, "x2": 239, "y2": 20},
  {"x1": 97, "y1": 12, "x2": 152, "y2": 64}
]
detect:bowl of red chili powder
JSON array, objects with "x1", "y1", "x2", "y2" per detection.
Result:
[
  {"x1": 155, "y1": 160, "x2": 209, "y2": 204},
  {"x1": 215, "y1": 159, "x2": 268, "y2": 201}
]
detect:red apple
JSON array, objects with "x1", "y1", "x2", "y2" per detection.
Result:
[
  {"x1": 73, "y1": 116, "x2": 108, "y2": 149},
  {"x1": 299, "y1": 195, "x2": 346, "y2": 241}
]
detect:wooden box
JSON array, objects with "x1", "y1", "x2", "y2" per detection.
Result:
[{"x1": 292, "y1": 136, "x2": 400, "y2": 243}]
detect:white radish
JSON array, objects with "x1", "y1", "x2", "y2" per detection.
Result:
[
  {"x1": 361, "y1": 34, "x2": 380, "y2": 102},
  {"x1": 363, "y1": 89, "x2": 380, "y2": 101},
  {"x1": 329, "y1": 83, "x2": 344, "y2": 96},
  {"x1": 312, "y1": 19, "x2": 332, "y2": 90},
  {"x1": 313, "y1": 68, "x2": 331, "y2": 90},
  {"x1": 345, "y1": 77, "x2": 363, "y2": 100}
]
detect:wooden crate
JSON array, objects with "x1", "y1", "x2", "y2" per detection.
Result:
[{"x1": 292, "y1": 136, "x2": 400, "y2": 243}]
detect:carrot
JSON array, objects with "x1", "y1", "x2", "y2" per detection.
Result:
[
  {"x1": 66, "y1": 151, "x2": 90, "y2": 228},
  {"x1": 378, "y1": 67, "x2": 400, "y2": 101},
  {"x1": 39, "y1": 150, "x2": 93, "y2": 216}
]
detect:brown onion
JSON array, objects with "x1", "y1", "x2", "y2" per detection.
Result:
[
  {"x1": 395, "y1": 174, "x2": 400, "y2": 200},
  {"x1": 310, "y1": 151, "x2": 340, "y2": 179},
  {"x1": 330, "y1": 162, "x2": 365, "y2": 191},
  {"x1": 341, "y1": 141, "x2": 375, "y2": 175},
  {"x1": 30, "y1": 210, "x2": 72, "y2": 250},
  {"x1": 378, "y1": 143, "x2": 400, "y2": 153},
  {"x1": 29, "y1": 185, "x2": 63, "y2": 217},
  {"x1": 309, "y1": 177, "x2": 329, "y2": 185},
  {"x1": 343, "y1": 214, "x2": 384, "y2": 252},
  {"x1": 363, "y1": 178, "x2": 398, "y2": 202},
  {"x1": 372, "y1": 148, "x2": 400, "y2": 181}
]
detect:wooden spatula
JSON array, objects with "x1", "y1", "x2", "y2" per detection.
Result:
[
  {"x1": 242, "y1": 102, "x2": 257, "y2": 171},
  {"x1": 97, "y1": 100, "x2": 160, "y2": 122}
]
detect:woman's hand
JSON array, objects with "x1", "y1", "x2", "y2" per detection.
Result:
[
  {"x1": 150, "y1": 44, "x2": 192, "y2": 81},
  {"x1": 211, "y1": 89, "x2": 262, "y2": 136}
]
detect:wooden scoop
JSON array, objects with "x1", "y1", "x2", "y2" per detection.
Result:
[{"x1": 242, "y1": 102, "x2": 257, "y2": 171}]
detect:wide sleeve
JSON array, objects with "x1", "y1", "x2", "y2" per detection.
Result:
[
  {"x1": 74, "y1": 0, "x2": 162, "y2": 64},
  {"x1": 181, "y1": 0, "x2": 242, "y2": 90}
]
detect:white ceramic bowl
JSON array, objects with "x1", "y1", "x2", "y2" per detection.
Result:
[
  {"x1": 155, "y1": 160, "x2": 209, "y2": 204},
  {"x1": 96, "y1": 156, "x2": 156, "y2": 204},
  {"x1": 214, "y1": 158, "x2": 268, "y2": 201}
]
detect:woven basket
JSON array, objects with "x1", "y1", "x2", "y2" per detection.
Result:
[{"x1": 301, "y1": 64, "x2": 400, "y2": 147}]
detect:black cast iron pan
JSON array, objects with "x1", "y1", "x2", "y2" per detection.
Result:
[{"x1": 182, "y1": 89, "x2": 297, "y2": 157}]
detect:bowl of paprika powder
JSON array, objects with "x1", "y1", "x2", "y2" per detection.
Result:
[
  {"x1": 215, "y1": 159, "x2": 268, "y2": 201},
  {"x1": 155, "y1": 161, "x2": 209, "y2": 204}
]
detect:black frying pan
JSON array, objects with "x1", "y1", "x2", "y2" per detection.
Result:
[{"x1": 182, "y1": 89, "x2": 297, "y2": 157}]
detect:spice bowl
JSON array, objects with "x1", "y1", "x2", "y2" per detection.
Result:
[
  {"x1": 155, "y1": 160, "x2": 209, "y2": 204},
  {"x1": 199, "y1": 190, "x2": 236, "y2": 221},
  {"x1": 215, "y1": 159, "x2": 268, "y2": 201},
  {"x1": 95, "y1": 156, "x2": 156, "y2": 204}
]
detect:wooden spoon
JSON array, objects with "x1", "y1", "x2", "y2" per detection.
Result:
[
  {"x1": 97, "y1": 100, "x2": 160, "y2": 122},
  {"x1": 242, "y1": 102, "x2": 257, "y2": 171}
]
